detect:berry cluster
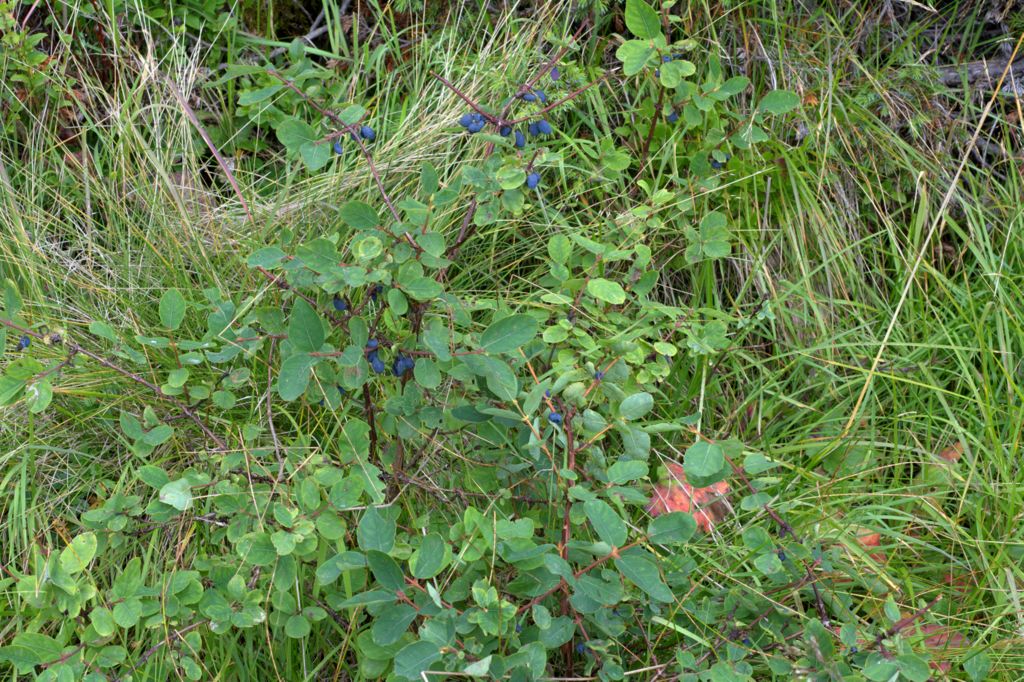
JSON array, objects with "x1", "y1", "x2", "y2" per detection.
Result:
[
  {"x1": 333, "y1": 124, "x2": 376, "y2": 154},
  {"x1": 391, "y1": 354, "x2": 415, "y2": 377},
  {"x1": 366, "y1": 339, "x2": 385, "y2": 374},
  {"x1": 458, "y1": 112, "x2": 487, "y2": 134}
]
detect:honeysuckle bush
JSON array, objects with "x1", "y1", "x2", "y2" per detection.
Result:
[{"x1": 0, "y1": 2, "x2": 991, "y2": 681}]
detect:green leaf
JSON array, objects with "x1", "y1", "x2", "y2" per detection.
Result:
[
  {"x1": 288, "y1": 299, "x2": 324, "y2": 352},
  {"x1": 285, "y1": 614, "x2": 311, "y2": 638},
  {"x1": 583, "y1": 499, "x2": 627, "y2": 547},
  {"x1": 413, "y1": 358, "x2": 442, "y2": 390},
  {"x1": 485, "y1": 361, "x2": 518, "y2": 402},
  {"x1": 316, "y1": 512, "x2": 347, "y2": 541},
  {"x1": 618, "y1": 392, "x2": 654, "y2": 420},
  {"x1": 236, "y1": 531, "x2": 277, "y2": 566},
  {"x1": 26, "y1": 380, "x2": 52, "y2": 414},
  {"x1": 496, "y1": 165, "x2": 526, "y2": 190},
  {"x1": 159, "y1": 479, "x2": 193, "y2": 511},
  {"x1": 248, "y1": 247, "x2": 287, "y2": 268},
  {"x1": 276, "y1": 117, "x2": 318, "y2": 152},
  {"x1": 753, "y1": 551, "x2": 783, "y2": 575},
  {"x1": 278, "y1": 353, "x2": 314, "y2": 401},
  {"x1": 394, "y1": 640, "x2": 441, "y2": 681},
  {"x1": 91, "y1": 607, "x2": 116, "y2": 637},
  {"x1": 60, "y1": 532, "x2": 97, "y2": 574},
  {"x1": 587, "y1": 278, "x2": 627, "y2": 304},
  {"x1": 614, "y1": 554, "x2": 674, "y2": 602},
  {"x1": 647, "y1": 512, "x2": 697, "y2": 545},
  {"x1": 159, "y1": 289, "x2": 187, "y2": 330},
  {"x1": 142, "y1": 423, "x2": 174, "y2": 446},
  {"x1": 480, "y1": 314, "x2": 538, "y2": 353},
  {"x1": 372, "y1": 604, "x2": 418, "y2": 646},
  {"x1": 339, "y1": 200, "x2": 380, "y2": 230},
  {"x1": 410, "y1": 533, "x2": 447, "y2": 579},
  {"x1": 357, "y1": 507, "x2": 396, "y2": 553},
  {"x1": 548, "y1": 234, "x2": 572, "y2": 263},
  {"x1": 299, "y1": 140, "x2": 331, "y2": 171},
  {"x1": 420, "y1": 161, "x2": 439, "y2": 194},
  {"x1": 964, "y1": 652, "x2": 992, "y2": 682},
  {"x1": 624, "y1": 0, "x2": 662, "y2": 39},
  {"x1": 367, "y1": 550, "x2": 405, "y2": 591},
  {"x1": 0, "y1": 632, "x2": 62, "y2": 673},
  {"x1": 238, "y1": 84, "x2": 282, "y2": 105},
  {"x1": 616, "y1": 40, "x2": 656, "y2": 76},
  {"x1": 402, "y1": 276, "x2": 442, "y2": 302},
  {"x1": 112, "y1": 597, "x2": 143, "y2": 628},
  {"x1": 607, "y1": 460, "x2": 648, "y2": 484},
  {"x1": 757, "y1": 89, "x2": 801, "y2": 115},
  {"x1": 896, "y1": 654, "x2": 932, "y2": 682},
  {"x1": 337, "y1": 104, "x2": 366, "y2": 125},
  {"x1": 684, "y1": 440, "x2": 724, "y2": 479}
]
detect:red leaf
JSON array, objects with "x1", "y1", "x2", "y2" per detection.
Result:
[{"x1": 646, "y1": 463, "x2": 730, "y2": 533}]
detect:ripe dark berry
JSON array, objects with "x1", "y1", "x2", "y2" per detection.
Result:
[
  {"x1": 742, "y1": 637, "x2": 752, "y2": 646},
  {"x1": 368, "y1": 350, "x2": 385, "y2": 374},
  {"x1": 594, "y1": 371, "x2": 604, "y2": 381},
  {"x1": 391, "y1": 354, "x2": 415, "y2": 377},
  {"x1": 777, "y1": 549, "x2": 787, "y2": 562},
  {"x1": 16, "y1": 335, "x2": 30, "y2": 351},
  {"x1": 338, "y1": 386, "x2": 346, "y2": 396},
  {"x1": 711, "y1": 153, "x2": 731, "y2": 170},
  {"x1": 544, "y1": 389, "x2": 551, "y2": 398},
  {"x1": 849, "y1": 646, "x2": 858, "y2": 654},
  {"x1": 667, "y1": 111, "x2": 679, "y2": 124},
  {"x1": 514, "y1": 130, "x2": 526, "y2": 148},
  {"x1": 366, "y1": 339, "x2": 379, "y2": 351},
  {"x1": 528, "y1": 122, "x2": 539, "y2": 137},
  {"x1": 360, "y1": 125, "x2": 375, "y2": 141},
  {"x1": 526, "y1": 172, "x2": 540, "y2": 189},
  {"x1": 520, "y1": 91, "x2": 536, "y2": 102},
  {"x1": 575, "y1": 643, "x2": 585, "y2": 655},
  {"x1": 459, "y1": 112, "x2": 474, "y2": 127},
  {"x1": 536, "y1": 119, "x2": 552, "y2": 135},
  {"x1": 535, "y1": 89, "x2": 547, "y2": 104},
  {"x1": 333, "y1": 295, "x2": 348, "y2": 311},
  {"x1": 499, "y1": 125, "x2": 512, "y2": 137},
  {"x1": 467, "y1": 118, "x2": 486, "y2": 134},
  {"x1": 333, "y1": 141, "x2": 344, "y2": 155},
  {"x1": 550, "y1": 67, "x2": 560, "y2": 80},
  {"x1": 548, "y1": 411, "x2": 562, "y2": 424},
  {"x1": 655, "y1": 69, "x2": 660, "y2": 78},
  {"x1": 662, "y1": 55, "x2": 672, "y2": 63},
  {"x1": 515, "y1": 623, "x2": 522, "y2": 633}
]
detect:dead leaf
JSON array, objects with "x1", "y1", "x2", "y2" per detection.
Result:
[
  {"x1": 938, "y1": 441, "x2": 963, "y2": 462},
  {"x1": 646, "y1": 463, "x2": 730, "y2": 533},
  {"x1": 912, "y1": 623, "x2": 968, "y2": 672}
]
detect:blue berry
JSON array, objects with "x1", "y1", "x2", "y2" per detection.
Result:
[
  {"x1": 368, "y1": 351, "x2": 385, "y2": 374},
  {"x1": 742, "y1": 637, "x2": 752, "y2": 646},
  {"x1": 520, "y1": 91, "x2": 536, "y2": 102},
  {"x1": 575, "y1": 643, "x2": 585, "y2": 655},
  {"x1": 544, "y1": 389, "x2": 551, "y2": 398},
  {"x1": 360, "y1": 125, "x2": 375, "y2": 141},
  {"x1": 849, "y1": 646, "x2": 858, "y2": 654},
  {"x1": 667, "y1": 111, "x2": 679, "y2": 124},
  {"x1": 459, "y1": 112, "x2": 474, "y2": 127},
  {"x1": 662, "y1": 55, "x2": 672, "y2": 63},
  {"x1": 391, "y1": 354, "x2": 415, "y2": 377},
  {"x1": 499, "y1": 125, "x2": 512, "y2": 137},
  {"x1": 16, "y1": 335, "x2": 30, "y2": 351},
  {"x1": 594, "y1": 371, "x2": 604, "y2": 381},
  {"x1": 536, "y1": 119, "x2": 552, "y2": 135},
  {"x1": 515, "y1": 623, "x2": 522, "y2": 633},
  {"x1": 514, "y1": 129, "x2": 526, "y2": 148},
  {"x1": 655, "y1": 69, "x2": 660, "y2": 78},
  {"x1": 526, "y1": 172, "x2": 540, "y2": 189},
  {"x1": 467, "y1": 118, "x2": 486, "y2": 134},
  {"x1": 338, "y1": 386, "x2": 346, "y2": 396},
  {"x1": 369, "y1": 285, "x2": 381, "y2": 301},
  {"x1": 535, "y1": 89, "x2": 547, "y2": 104},
  {"x1": 333, "y1": 295, "x2": 348, "y2": 311},
  {"x1": 550, "y1": 67, "x2": 560, "y2": 80},
  {"x1": 548, "y1": 411, "x2": 562, "y2": 424},
  {"x1": 333, "y1": 140, "x2": 344, "y2": 155},
  {"x1": 777, "y1": 549, "x2": 787, "y2": 562},
  {"x1": 366, "y1": 339, "x2": 379, "y2": 350},
  {"x1": 528, "y1": 122, "x2": 539, "y2": 137},
  {"x1": 711, "y1": 153, "x2": 731, "y2": 170}
]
